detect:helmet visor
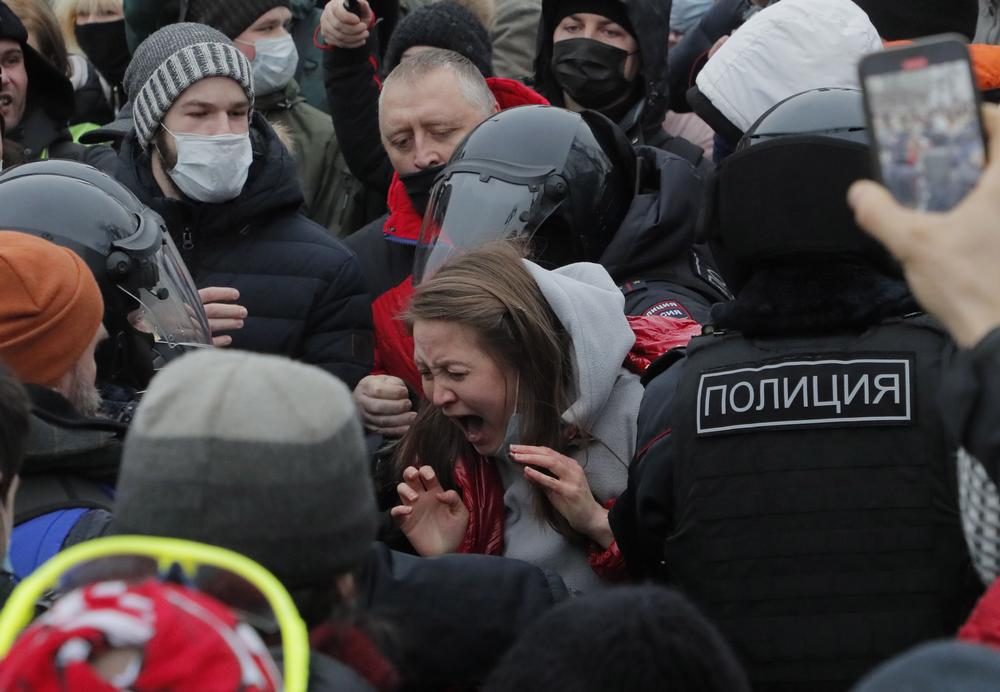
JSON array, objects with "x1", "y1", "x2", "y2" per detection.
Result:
[
  {"x1": 122, "y1": 232, "x2": 212, "y2": 350},
  {"x1": 413, "y1": 171, "x2": 562, "y2": 285}
]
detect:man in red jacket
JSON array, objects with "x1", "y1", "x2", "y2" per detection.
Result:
[{"x1": 335, "y1": 47, "x2": 547, "y2": 438}]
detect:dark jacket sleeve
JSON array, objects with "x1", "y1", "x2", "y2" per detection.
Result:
[
  {"x1": 301, "y1": 245, "x2": 374, "y2": 389},
  {"x1": 609, "y1": 358, "x2": 686, "y2": 580},
  {"x1": 323, "y1": 41, "x2": 394, "y2": 196},
  {"x1": 941, "y1": 326, "x2": 1000, "y2": 485},
  {"x1": 667, "y1": 0, "x2": 752, "y2": 113},
  {"x1": 360, "y1": 542, "x2": 567, "y2": 687}
]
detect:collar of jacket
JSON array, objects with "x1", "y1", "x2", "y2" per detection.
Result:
[
  {"x1": 11, "y1": 102, "x2": 74, "y2": 160},
  {"x1": 254, "y1": 79, "x2": 307, "y2": 113},
  {"x1": 23, "y1": 384, "x2": 125, "y2": 480},
  {"x1": 710, "y1": 260, "x2": 918, "y2": 337},
  {"x1": 381, "y1": 77, "x2": 549, "y2": 244}
]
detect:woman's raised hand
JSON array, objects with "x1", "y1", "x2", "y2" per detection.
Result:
[
  {"x1": 390, "y1": 465, "x2": 469, "y2": 556},
  {"x1": 511, "y1": 445, "x2": 614, "y2": 549}
]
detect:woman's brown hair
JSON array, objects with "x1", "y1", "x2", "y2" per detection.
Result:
[
  {"x1": 395, "y1": 241, "x2": 586, "y2": 540},
  {"x1": 6, "y1": 0, "x2": 70, "y2": 78}
]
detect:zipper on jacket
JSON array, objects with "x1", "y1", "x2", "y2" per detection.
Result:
[{"x1": 182, "y1": 229, "x2": 194, "y2": 250}]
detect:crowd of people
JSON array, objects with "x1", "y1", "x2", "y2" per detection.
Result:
[{"x1": 3, "y1": 0, "x2": 1000, "y2": 689}]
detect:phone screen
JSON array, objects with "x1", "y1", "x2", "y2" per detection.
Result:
[{"x1": 864, "y1": 53, "x2": 985, "y2": 211}]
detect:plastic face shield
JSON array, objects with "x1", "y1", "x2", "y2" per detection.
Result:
[
  {"x1": 122, "y1": 231, "x2": 212, "y2": 352},
  {"x1": 0, "y1": 536, "x2": 310, "y2": 692},
  {"x1": 412, "y1": 164, "x2": 563, "y2": 285}
]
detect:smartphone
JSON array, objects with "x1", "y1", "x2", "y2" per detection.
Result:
[{"x1": 859, "y1": 35, "x2": 987, "y2": 212}]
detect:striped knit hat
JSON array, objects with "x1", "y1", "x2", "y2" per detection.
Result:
[{"x1": 124, "y1": 23, "x2": 254, "y2": 149}]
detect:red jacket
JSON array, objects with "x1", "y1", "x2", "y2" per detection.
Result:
[{"x1": 367, "y1": 78, "x2": 549, "y2": 392}]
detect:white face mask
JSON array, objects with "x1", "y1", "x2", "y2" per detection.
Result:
[
  {"x1": 240, "y1": 34, "x2": 298, "y2": 95},
  {"x1": 161, "y1": 126, "x2": 253, "y2": 204}
]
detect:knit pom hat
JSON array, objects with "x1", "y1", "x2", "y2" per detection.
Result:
[
  {"x1": 852, "y1": 0, "x2": 978, "y2": 40},
  {"x1": 113, "y1": 349, "x2": 378, "y2": 590},
  {"x1": 383, "y1": 1, "x2": 494, "y2": 77},
  {"x1": 0, "y1": 231, "x2": 103, "y2": 387},
  {"x1": 185, "y1": 0, "x2": 292, "y2": 40},
  {"x1": 125, "y1": 23, "x2": 254, "y2": 148}
]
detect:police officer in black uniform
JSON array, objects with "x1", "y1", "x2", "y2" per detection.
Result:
[
  {"x1": 609, "y1": 88, "x2": 982, "y2": 692},
  {"x1": 414, "y1": 105, "x2": 730, "y2": 322},
  {"x1": 0, "y1": 160, "x2": 212, "y2": 579}
]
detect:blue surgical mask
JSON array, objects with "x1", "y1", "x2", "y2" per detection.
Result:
[{"x1": 240, "y1": 35, "x2": 298, "y2": 96}]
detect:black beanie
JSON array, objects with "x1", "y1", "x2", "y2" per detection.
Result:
[
  {"x1": 484, "y1": 586, "x2": 752, "y2": 692},
  {"x1": 383, "y1": 1, "x2": 494, "y2": 77},
  {"x1": 551, "y1": 0, "x2": 634, "y2": 39},
  {"x1": 852, "y1": 0, "x2": 978, "y2": 40},
  {"x1": 185, "y1": 0, "x2": 293, "y2": 39}
]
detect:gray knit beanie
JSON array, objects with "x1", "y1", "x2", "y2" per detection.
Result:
[
  {"x1": 186, "y1": 0, "x2": 293, "y2": 40},
  {"x1": 113, "y1": 349, "x2": 377, "y2": 590},
  {"x1": 124, "y1": 23, "x2": 254, "y2": 149}
]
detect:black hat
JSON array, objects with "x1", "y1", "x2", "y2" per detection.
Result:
[
  {"x1": 852, "y1": 0, "x2": 978, "y2": 41},
  {"x1": 484, "y1": 586, "x2": 751, "y2": 692},
  {"x1": 383, "y1": 2, "x2": 493, "y2": 77},
  {"x1": 184, "y1": 0, "x2": 293, "y2": 40},
  {"x1": 551, "y1": 0, "x2": 634, "y2": 39},
  {"x1": 0, "y1": 1, "x2": 74, "y2": 125}
]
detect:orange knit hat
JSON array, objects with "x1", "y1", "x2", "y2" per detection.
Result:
[{"x1": 0, "y1": 231, "x2": 104, "y2": 386}]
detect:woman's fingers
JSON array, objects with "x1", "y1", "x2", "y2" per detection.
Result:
[
  {"x1": 390, "y1": 505, "x2": 412, "y2": 519},
  {"x1": 396, "y1": 481, "x2": 419, "y2": 504},
  {"x1": 523, "y1": 465, "x2": 568, "y2": 493},
  {"x1": 417, "y1": 465, "x2": 444, "y2": 493}
]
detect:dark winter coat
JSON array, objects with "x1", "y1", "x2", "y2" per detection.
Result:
[
  {"x1": 11, "y1": 386, "x2": 122, "y2": 580},
  {"x1": 531, "y1": 0, "x2": 671, "y2": 146},
  {"x1": 360, "y1": 542, "x2": 567, "y2": 688},
  {"x1": 323, "y1": 42, "x2": 395, "y2": 197},
  {"x1": 258, "y1": 79, "x2": 381, "y2": 236},
  {"x1": 599, "y1": 145, "x2": 730, "y2": 323},
  {"x1": 97, "y1": 113, "x2": 374, "y2": 387},
  {"x1": 345, "y1": 78, "x2": 549, "y2": 392},
  {"x1": 69, "y1": 55, "x2": 114, "y2": 127}
]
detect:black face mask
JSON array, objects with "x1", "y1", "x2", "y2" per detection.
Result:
[
  {"x1": 75, "y1": 20, "x2": 130, "y2": 87},
  {"x1": 550, "y1": 38, "x2": 635, "y2": 112},
  {"x1": 400, "y1": 164, "x2": 445, "y2": 217}
]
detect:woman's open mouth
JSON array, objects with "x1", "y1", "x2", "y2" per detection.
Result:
[{"x1": 454, "y1": 414, "x2": 485, "y2": 444}]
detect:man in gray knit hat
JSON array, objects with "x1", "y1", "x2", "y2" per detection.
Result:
[
  {"x1": 99, "y1": 22, "x2": 373, "y2": 389},
  {"x1": 113, "y1": 349, "x2": 378, "y2": 595},
  {"x1": 112, "y1": 348, "x2": 381, "y2": 688}
]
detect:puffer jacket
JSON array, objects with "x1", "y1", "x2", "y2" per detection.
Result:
[
  {"x1": 98, "y1": 113, "x2": 374, "y2": 387},
  {"x1": 346, "y1": 78, "x2": 549, "y2": 393},
  {"x1": 531, "y1": 0, "x2": 670, "y2": 146},
  {"x1": 259, "y1": 79, "x2": 381, "y2": 236}
]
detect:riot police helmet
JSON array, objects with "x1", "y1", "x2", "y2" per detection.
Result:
[
  {"x1": 0, "y1": 160, "x2": 211, "y2": 387},
  {"x1": 700, "y1": 87, "x2": 898, "y2": 292},
  {"x1": 413, "y1": 105, "x2": 635, "y2": 283}
]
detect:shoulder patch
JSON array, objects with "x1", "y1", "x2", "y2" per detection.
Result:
[
  {"x1": 643, "y1": 300, "x2": 691, "y2": 320},
  {"x1": 696, "y1": 355, "x2": 915, "y2": 436}
]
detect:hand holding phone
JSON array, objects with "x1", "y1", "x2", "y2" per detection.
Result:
[{"x1": 859, "y1": 35, "x2": 987, "y2": 212}]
